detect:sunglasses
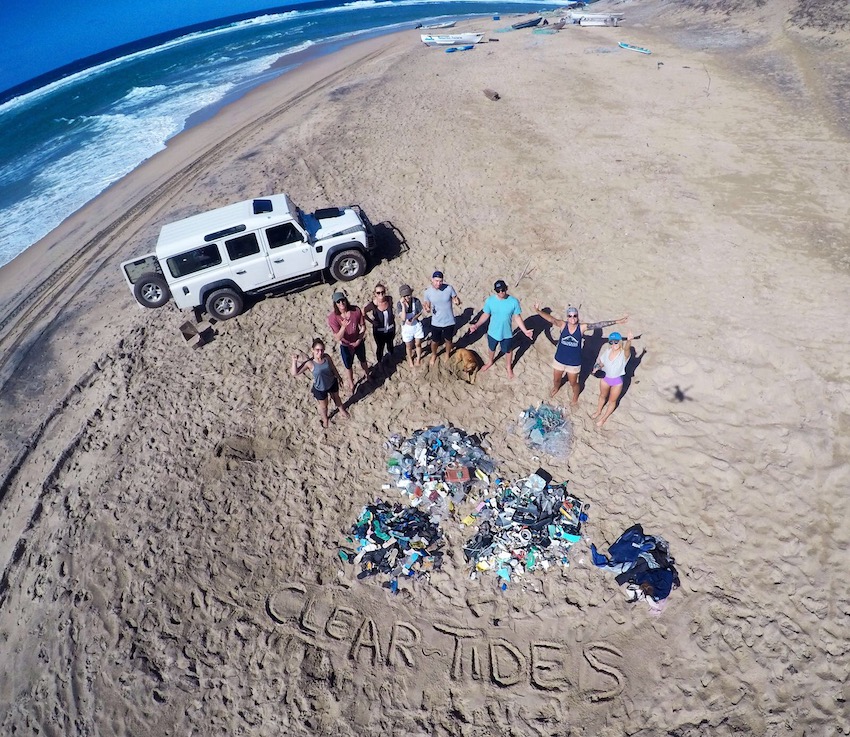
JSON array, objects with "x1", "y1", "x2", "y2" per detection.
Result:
[
  {"x1": 374, "y1": 290, "x2": 385, "y2": 295},
  {"x1": 496, "y1": 288, "x2": 507, "y2": 293},
  {"x1": 567, "y1": 313, "x2": 578, "y2": 318},
  {"x1": 608, "y1": 339, "x2": 621, "y2": 345},
  {"x1": 335, "y1": 299, "x2": 346, "y2": 304}
]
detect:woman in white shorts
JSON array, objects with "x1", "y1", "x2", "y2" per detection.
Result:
[{"x1": 397, "y1": 283, "x2": 424, "y2": 367}]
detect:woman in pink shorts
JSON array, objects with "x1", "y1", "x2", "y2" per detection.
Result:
[{"x1": 591, "y1": 330, "x2": 633, "y2": 427}]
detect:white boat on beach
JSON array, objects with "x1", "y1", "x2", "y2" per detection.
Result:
[
  {"x1": 416, "y1": 21, "x2": 456, "y2": 29},
  {"x1": 567, "y1": 12, "x2": 624, "y2": 27},
  {"x1": 420, "y1": 33, "x2": 484, "y2": 47}
]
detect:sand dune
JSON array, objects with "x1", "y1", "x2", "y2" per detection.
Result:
[{"x1": 1, "y1": 1, "x2": 849, "y2": 734}]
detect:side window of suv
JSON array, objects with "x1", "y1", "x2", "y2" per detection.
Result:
[
  {"x1": 225, "y1": 233, "x2": 260, "y2": 261},
  {"x1": 266, "y1": 222, "x2": 303, "y2": 249},
  {"x1": 166, "y1": 244, "x2": 222, "y2": 278}
]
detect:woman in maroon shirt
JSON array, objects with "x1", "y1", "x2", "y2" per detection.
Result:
[{"x1": 327, "y1": 291, "x2": 370, "y2": 391}]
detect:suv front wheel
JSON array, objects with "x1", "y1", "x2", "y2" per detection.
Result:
[
  {"x1": 205, "y1": 288, "x2": 244, "y2": 320},
  {"x1": 330, "y1": 249, "x2": 367, "y2": 282}
]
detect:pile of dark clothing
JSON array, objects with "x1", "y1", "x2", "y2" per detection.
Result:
[
  {"x1": 591, "y1": 524, "x2": 680, "y2": 602},
  {"x1": 339, "y1": 500, "x2": 443, "y2": 590}
]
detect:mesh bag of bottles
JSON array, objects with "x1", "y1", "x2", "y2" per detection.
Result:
[{"x1": 517, "y1": 403, "x2": 573, "y2": 458}]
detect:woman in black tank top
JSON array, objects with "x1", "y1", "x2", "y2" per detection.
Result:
[{"x1": 364, "y1": 282, "x2": 397, "y2": 373}]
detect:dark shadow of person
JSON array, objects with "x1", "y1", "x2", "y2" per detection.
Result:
[
  {"x1": 621, "y1": 344, "x2": 646, "y2": 399},
  {"x1": 510, "y1": 313, "x2": 547, "y2": 368},
  {"x1": 341, "y1": 370, "x2": 382, "y2": 411},
  {"x1": 579, "y1": 327, "x2": 606, "y2": 393},
  {"x1": 454, "y1": 309, "x2": 483, "y2": 350}
]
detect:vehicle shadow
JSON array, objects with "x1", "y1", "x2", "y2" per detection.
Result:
[{"x1": 372, "y1": 220, "x2": 410, "y2": 265}]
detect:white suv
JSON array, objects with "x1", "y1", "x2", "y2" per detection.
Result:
[{"x1": 121, "y1": 193, "x2": 375, "y2": 320}]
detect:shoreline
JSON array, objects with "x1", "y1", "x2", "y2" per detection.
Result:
[
  {"x1": 181, "y1": 21, "x2": 447, "y2": 131},
  {"x1": 1, "y1": 1, "x2": 849, "y2": 733}
]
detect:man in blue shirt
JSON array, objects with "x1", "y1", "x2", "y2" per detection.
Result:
[{"x1": 468, "y1": 279, "x2": 533, "y2": 379}]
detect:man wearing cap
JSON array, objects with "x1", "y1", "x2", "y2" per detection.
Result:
[
  {"x1": 533, "y1": 304, "x2": 629, "y2": 404},
  {"x1": 423, "y1": 271, "x2": 461, "y2": 366},
  {"x1": 468, "y1": 279, "x2": 533, "y2": 379}
]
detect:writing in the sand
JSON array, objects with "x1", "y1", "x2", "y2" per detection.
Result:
[{"x1": 266, "y1": 584, "x2": 624, "y2": 700}]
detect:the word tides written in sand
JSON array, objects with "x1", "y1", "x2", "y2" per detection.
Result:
[{"x1": 266, "y1": 584, "x2": 625, "y2": 701}]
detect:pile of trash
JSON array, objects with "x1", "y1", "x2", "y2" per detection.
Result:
[
  {"x1": 339, "y1": 500, "x2": 443, "y2": 590},
  {"x1": 385, "y1": 425, "x2": 496, "y2": 521},
  {"x1": 462, "y1": 471, "x2": 587, "y2": 587},
  {"x1": 518, "y1": 403, "x2": 573, "y2": 457}
]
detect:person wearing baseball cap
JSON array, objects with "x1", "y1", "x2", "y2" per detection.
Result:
[
  {"x1": 467, "y1": 279, "x2": 533, "y2": 379},
  {"x1": 327, "y1": 291, "x2": 370, "y2": 392},
  {"x1": 590, "y1": 328, "x2": 634, "y2": 427},
  {"x1": 422, "y1": 270, "x2": 462, "y2": 367},
  {"x1": 532, "y1": 303, "x2": 629, "y2": 405}
]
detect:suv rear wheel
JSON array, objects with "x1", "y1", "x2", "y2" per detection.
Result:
[
  {"x1": 205, "y1": 288, "x2": 244, "y2": 320},
  {"x1": 330, "y1": 249, "x2": 367, "y2": 282},
  {"x1": 133, "y1": 273, "x2": 171, "y2": 308}
]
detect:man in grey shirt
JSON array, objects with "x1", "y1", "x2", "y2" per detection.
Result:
[{"x1": 423, "y1": 270, "x2": 461, "y2": 366}]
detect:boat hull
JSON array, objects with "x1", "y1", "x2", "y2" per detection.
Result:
[
  {"x1": 421, "y1": 33, "x2": 484, "y2": 46},
  {"x1": 511, "y1": 17, "x2": 543, "y2": 30}
]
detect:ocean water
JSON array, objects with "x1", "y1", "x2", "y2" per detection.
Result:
[{"x1": 0, "y1": 0, "x2": 559, "y2": 269}]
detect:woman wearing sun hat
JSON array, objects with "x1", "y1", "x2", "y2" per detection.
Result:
[
  {"x1": 591, "y1": 329, "x2": 634, "y2": 427},
  {"x1": 533, "y1": 304, "x2": 628, "y2": 405},
  {"x1": 396, "y1": 283, "x2": 424, "y2": 367}
]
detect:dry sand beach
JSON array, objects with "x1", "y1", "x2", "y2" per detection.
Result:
[{"x1": 2, "y1": 0, "x2": 850, "y2": 733}]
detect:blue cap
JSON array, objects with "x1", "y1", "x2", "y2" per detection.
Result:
[
  {"x1": 432, "y1": 270, "x2": 444, "y2": 279},
  {"x1": 609, "y1": 332, "x2": 622, "y2": 341}
]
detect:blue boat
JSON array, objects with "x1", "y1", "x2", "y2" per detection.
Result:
[{"x1": 618, "y1": 42, "x2": 651, "y2": 55}]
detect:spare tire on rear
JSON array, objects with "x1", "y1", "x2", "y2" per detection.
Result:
[{"x1": 133, "y1": 273, "x2": 171, "y2": 308}]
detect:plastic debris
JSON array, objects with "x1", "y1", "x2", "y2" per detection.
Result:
[
  {"x1": 385, "y1": 426, "x2": 496, "y2": 522},
  {"x1": 463, "y1": 471, "x2": 588, "y2": 585},
  {"x1": 518, "y1": 403, "x2": 573, "y2": 457},
  {"x1": 339, "y1": 500, "x2": 443, "y2": 588}
]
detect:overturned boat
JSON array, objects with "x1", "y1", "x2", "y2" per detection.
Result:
[{"x1": 421, "y1": 32, "x2": 484, "y2": 46}]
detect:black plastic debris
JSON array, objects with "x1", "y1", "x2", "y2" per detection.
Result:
[{"x1": 339, "y1": 500, "x2": 444, "y2": 592}]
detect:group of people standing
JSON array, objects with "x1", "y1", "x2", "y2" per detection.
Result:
[{"x1": 291, "y1": 269, "x2": 633, "y2": 428}]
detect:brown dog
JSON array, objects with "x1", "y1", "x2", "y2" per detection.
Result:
[{"x1": 450, "y1": 348, "x2": 482, "y2": 384}]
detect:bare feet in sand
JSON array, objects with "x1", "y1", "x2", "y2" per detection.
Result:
[{"x1": 481, "y1": 361, "x2": 493, "y2": 372}]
